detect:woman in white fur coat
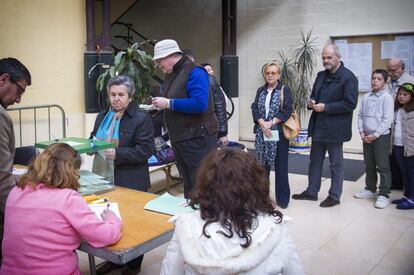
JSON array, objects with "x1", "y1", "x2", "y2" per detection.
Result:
[{"x1": 161, "y1": 148, "x2": 304, "y2": 275}]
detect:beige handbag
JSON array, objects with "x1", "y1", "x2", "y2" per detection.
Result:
[{"x1": 280, "y1": 86, "x2": 301, "y2": 140}]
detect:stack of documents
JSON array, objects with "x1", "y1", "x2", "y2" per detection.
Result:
[
  {"x1": 144, "y1": 193, "x2": 194, "y2": 216},
  {"x1": 78, "y1": 170, "x2": 113, "y2": 195}
]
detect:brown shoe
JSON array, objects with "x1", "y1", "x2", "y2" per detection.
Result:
[
  {"x1": 292, "y1": 191, "x2": 317, "y2": 201},
  {"x1": 320, "y1": 196, "x2": 340, "y2": 208}
]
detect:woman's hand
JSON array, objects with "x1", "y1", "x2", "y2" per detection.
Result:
[
  {"x1": 263, "y1": 128, "x2": 273, "y2": 138},
  {"x1": 101, "y1": 209, "x2": 119, "y2": 221},
  {"x1": 259, "y1": 119, "x2": 273, "y2": 132},
  {"x1": 105, "y1": 148, "x2": 116, "y2": 160}
]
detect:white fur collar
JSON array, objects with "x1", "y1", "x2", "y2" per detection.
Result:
[{"x1": 170, "y1": 211, "x2": 287, "y2": 274}]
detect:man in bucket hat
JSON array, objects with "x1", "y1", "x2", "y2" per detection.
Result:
[{"x1": 152, "y1": 39, "x2": 218, "y2": 199}]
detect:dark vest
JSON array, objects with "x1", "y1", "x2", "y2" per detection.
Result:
[{"x1": 164, "y1": 56, "x2": 218, "y2": 141}]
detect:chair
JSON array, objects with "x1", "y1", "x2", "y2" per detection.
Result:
[{"x1": 13, "y1": 146, "x2": 38, "y2": 166}]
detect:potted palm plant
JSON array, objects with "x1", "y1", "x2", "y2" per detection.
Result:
[
  {"x1": 277, "y1": 30, "x2": 319, "y2": 151},
  {"x1": 90, "y1": 41, "x2": 156, "y2": 108}
]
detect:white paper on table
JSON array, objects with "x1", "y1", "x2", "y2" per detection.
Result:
[{"x1": 88, "y1": 202, "x2": 122, "y2": 221}]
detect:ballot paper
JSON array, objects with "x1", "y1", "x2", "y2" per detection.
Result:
[
  {"x1": 144, "y1": 193, "x2": 194, "y2": 216},
  {"x1": 263, "y1": 130, "x2": 279, "y2": 142},
  {"x1": 88, "y1": 202, "x2": 121, "y2": 221}
]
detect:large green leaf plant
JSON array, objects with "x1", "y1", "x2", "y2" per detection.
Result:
[{"x1": 95, "y1": 41, "x2": 155, "y2": 105}]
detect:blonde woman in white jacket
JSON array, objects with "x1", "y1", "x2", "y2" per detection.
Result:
[{"x1": 161, "y1": 148, "x2": 304, "y2": 275}]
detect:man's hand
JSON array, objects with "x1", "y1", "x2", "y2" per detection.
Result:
[
  {"x1": 363, "y1": 134, "x2": 377, "y2": 143},
  {"x1": 152, "y1": 97, "x2": 170, "y2": 110},
  {"x1": 308, "y1": 99, "x2": 316, "y2": 108},
  {"x1": 313, "y1": 103, "x2": 325, "y2": 112},
  {"x1": 218, "y1": 136, "x2": 229, "y2": 146}
]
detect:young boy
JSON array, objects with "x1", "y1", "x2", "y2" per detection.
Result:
[{"x1": 354, "y1": 69, "x2": 394, "y2": 208}]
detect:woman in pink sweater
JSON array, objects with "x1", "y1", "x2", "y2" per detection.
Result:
[{"x1": 0, "y1": 143, "x2": 122, "y2": 275}]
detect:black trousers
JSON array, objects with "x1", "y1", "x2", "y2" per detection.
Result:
[
  {"x1": 390, "y1": 147, "x2": 404, "y2": 189},
  {"x1": 264, "y1": 132, "x2": 290, "y2": 208},
  {"x1": 171, "y1": 132, "x2": 218, "y2": 198}
]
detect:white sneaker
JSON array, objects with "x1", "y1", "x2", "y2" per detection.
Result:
[
  {"x1": 354, "y1": 189, "x2": 376, "y2": 199},
  {"x1": 375, "y1": 196, "x2": 390, "y2": 209}
]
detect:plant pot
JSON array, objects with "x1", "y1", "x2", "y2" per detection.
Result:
[{"x1": 289, "y1": 129, "x2": 310, "y2": 152}]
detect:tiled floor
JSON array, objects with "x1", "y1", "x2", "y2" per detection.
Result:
[{"x1": 79, "y1": 152, "x2": 414, "y2": 275}]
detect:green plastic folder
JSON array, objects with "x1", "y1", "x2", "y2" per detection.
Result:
[
  {"x1": 144, "y1": 193, "x2": 194, "y2": 216},
  {"x1": 35, "y1": 137, "x2": 115, "y2": 154}
]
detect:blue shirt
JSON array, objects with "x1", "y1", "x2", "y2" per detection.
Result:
[{"x1": 170, "y1": 67, "x2": 209, "y2": 113}]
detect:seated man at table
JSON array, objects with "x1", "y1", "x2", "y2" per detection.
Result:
[{"x1": 0, "y1": 143, "x2": 122, "y2": 275}]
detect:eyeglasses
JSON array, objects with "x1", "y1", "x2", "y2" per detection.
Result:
[
  {"x1": 10, "y1": 78, "x2": 25, "y2": 96},
  {"x1": 387, "y1": 66, "x2": 402, "y2": 73}
]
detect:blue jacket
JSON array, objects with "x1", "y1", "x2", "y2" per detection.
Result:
[{"x1": 308, "y1": 62, "x2": 358, "y2": 143}]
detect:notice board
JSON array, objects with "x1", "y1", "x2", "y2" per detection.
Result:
[{"x1": 331, "y1": 32, "x2": 414, "y2": 91}]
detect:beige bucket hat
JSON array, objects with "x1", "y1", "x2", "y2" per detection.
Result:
[{"x1": 153, "y1": 39, "x2": 182, "y2": 60}]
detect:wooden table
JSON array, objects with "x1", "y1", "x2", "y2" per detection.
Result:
[{"x1": 78, "y1": 187, "x2": 174, "y2": 275}]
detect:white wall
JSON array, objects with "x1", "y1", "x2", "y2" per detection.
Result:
[
  {"x1": 237, "y1": 0, "x2": 414, "y2": 151},
  {"x1": 115, "y1": 0, "x2": 414, "y2": 151},
  {"x1": 1, "y1": 0, "x2": 87, "y2": 143},
  {"x1": 115, "y1": 0, "x2": 222, "y2": 73}
]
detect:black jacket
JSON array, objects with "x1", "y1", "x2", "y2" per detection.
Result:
[
  {"x1": 90, "y1": 103, "x2": 155, "y2": 191},
  {"x1": 251, "y1": 82, "x2": 293, "y2": 133},
  {"x1": 210, "y1": 75, "x2": 228, "y2": 138},
  {"x1": 308, "y1": 62, "x2": 358, "y2": 143}
]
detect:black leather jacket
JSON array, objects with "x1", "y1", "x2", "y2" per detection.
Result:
[{"x1": 210, "y1": 75, "x2": 228, "y2": 138}]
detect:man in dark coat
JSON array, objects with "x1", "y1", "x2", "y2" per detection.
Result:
[{"x1": 292, "y1": 44, "x2": 358, "y2": 207}]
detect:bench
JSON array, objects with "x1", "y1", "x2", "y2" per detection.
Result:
[{"x1": 149, "y1": 162, "x2": 181, "y2": 192}]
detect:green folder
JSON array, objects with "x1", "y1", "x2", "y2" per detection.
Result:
[
  {"x1": 35, "y1": 137, "x2": 114, "y2": 154},
  {"x1": 144, "y1": 193, "x2": 194, "y2": 216}
]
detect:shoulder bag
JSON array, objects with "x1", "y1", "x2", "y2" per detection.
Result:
[{"x1": 280, "y1": 86, "x2": 301, "y2": 140}]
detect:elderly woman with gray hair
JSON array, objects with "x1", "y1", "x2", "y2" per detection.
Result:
[
  {"x1": 91, "y1": 74, "x2": 155, "y2": 191},
  {"x1": 90, "y1": 75, "x2": 155, "y2": 274}
]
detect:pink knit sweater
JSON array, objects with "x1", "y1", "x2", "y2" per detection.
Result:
[{"x1": 0, "y1": 184, "x2": 122, "y2": 275}]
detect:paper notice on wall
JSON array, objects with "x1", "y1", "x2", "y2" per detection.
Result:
[
  {"x1": 335, "y1": 40, "x2": 348, "y2": 61},
  {"x1": 396, "y1": 36, "x2": 414, "y2": 74},
  {"x1": 336, "y1": 42, "x2": 372, "y2": 92},
  {"x1": 381, "y1": 41, "x2": 396, "y2": 59}
]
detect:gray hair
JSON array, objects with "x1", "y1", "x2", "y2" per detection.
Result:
[
  {"x1": 106, "y1": 75, "x2": 135, "y2": 98},
  {"x1": 324, "y1": 44, "x2": 341, "y2": 57}
]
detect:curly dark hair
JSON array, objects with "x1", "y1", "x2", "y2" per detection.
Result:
[{"x1": 189, "y1": 148, "x2": 283, "y2": 248}]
